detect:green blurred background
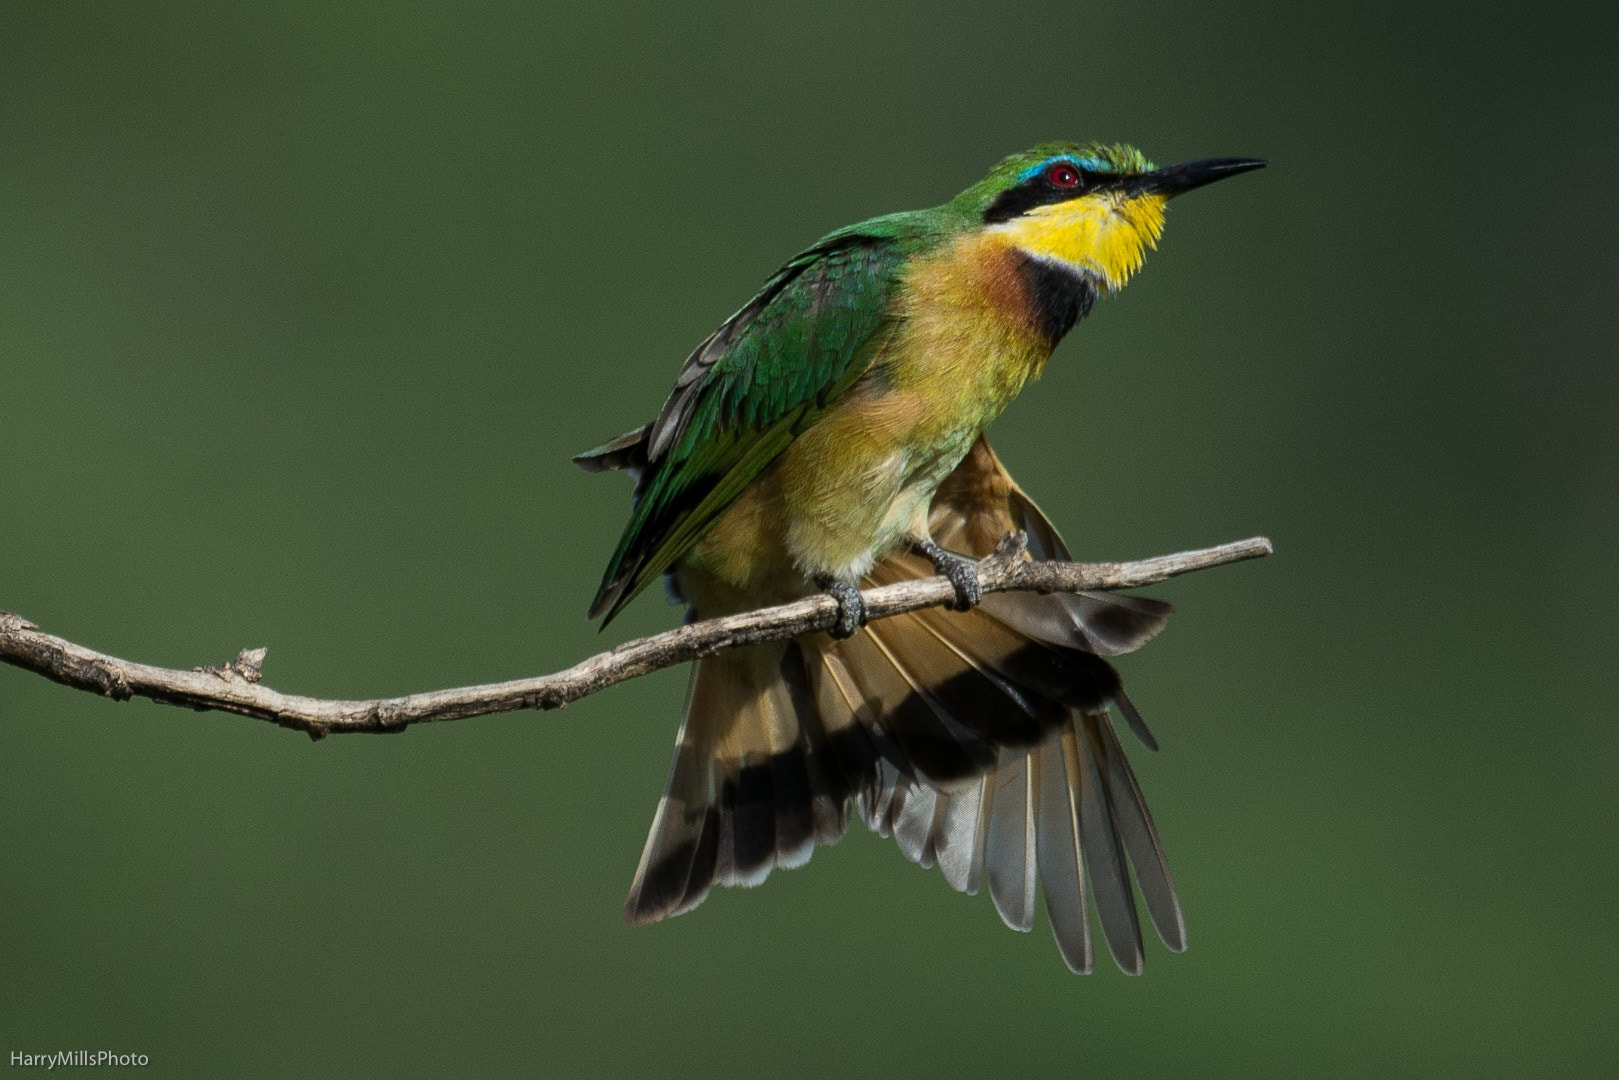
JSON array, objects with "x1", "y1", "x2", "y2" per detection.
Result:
[{"x1": 3, "y1": 1, "x2": 1614, "y2": 1076}]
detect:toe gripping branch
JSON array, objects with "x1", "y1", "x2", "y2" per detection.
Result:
[
  {"x1": 814, "y1": 576, "x2": 868, "y2": 640},
  {"x1": 913, "y1": 538, "x2": 983, "y2": 612},
  {"x1": 816, "y1": 538, "x2": 988, "y2": 639}
]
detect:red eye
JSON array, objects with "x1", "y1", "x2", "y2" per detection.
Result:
[{"x1": 1047, "y1": 163, "x2": 1082, "y2": 188}]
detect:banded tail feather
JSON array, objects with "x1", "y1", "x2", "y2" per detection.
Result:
[{"x1": 614, "y1": 435, "x2": 1185, "y2": 973}]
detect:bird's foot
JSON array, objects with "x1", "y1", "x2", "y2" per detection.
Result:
[
  {"x1": 814, "y1": 576, "x2": 868, "y2": 640},
  {"x1": 913, "y1": 539, "x2": 983, "y2": 612}
]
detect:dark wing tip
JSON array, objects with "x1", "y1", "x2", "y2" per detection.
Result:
[
  {"x1": 574, "y1": 425, "x2": 651, "y2": 474},
  {"x1": 588, "y1": 542, "x2": 649, "y2": 624},
  {"x1": 587, "y1": 582, "x2": 629, "y2": 626}
]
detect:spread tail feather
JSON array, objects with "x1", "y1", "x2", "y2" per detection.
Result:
[
  {"x1": 623, "y1": 435, "x2": 1185, "y2": 972},
  {"x1": 841, "y1": 592, "x2": 1184, "y2": 972},
  {"x1": 622, "y1": 639, "x2": 866, "y2": 923}
]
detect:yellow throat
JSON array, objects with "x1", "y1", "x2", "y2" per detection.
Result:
[{"x1": 986, "y1": 190, "x2": 1168, "y2": 292}]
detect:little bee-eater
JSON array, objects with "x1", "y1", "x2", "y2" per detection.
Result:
[{"x1": 577, "y1": 142, "x2": 1263, "y2": 973}]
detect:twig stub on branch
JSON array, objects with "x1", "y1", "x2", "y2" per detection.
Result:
[{"x1": 0, "y1": 535, "x2": 1272, "y2": 739}]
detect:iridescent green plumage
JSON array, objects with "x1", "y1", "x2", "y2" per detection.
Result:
[{"x1": 586, "y1": 220, "x2": 922, "y2": 623}]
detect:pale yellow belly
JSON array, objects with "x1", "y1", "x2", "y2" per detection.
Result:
[
  {"x1": 679, "y1": 230, "x2": 1054, "y2": 613},
  {"x1": 681, "y1": 384, "x2": 993, "y2": 609}
]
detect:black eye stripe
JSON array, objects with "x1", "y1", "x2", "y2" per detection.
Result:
[{"x1": 982, "y1": 166, "x2": 1099, "y2": 224}]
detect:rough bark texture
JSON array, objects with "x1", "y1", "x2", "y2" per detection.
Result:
[{"x1": 0, "y1": 534, "x2": 1271, "y2": 739}]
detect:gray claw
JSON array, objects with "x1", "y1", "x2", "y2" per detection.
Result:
[
  {"x1": 914, "y1": 539, "x2": 982, "y2": 612},
  {"x1": 816, "y1": 577, "x2": 868, "y2": 639}
]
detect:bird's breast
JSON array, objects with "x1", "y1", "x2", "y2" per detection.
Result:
[
  {"x1": 883, "y1": 231, "x2": 1060, "y2": 440},
  {"x1": 683, "y1": 231, "x2": 1071, "y2": 595}
]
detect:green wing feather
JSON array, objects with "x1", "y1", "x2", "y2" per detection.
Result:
[{"x1": 588, "y1": 227, "x2": 907, "y2": 624}]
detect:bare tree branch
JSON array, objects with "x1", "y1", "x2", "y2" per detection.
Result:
[{"x1": 0, "y1": 534, "x2": 1271, "y2": 739}]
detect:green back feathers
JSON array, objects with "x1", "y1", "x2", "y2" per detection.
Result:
[{"x1": 588, "y1": 223, "x2": 919, "y2": 623}]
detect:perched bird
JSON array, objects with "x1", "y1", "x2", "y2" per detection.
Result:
[{"x1": 576, "y1": 142, "x2": 1263, "y2": 973}]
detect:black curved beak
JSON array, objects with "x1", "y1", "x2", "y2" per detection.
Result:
[{"x1": 1122, "y1": 157, "x2": 1267, "y2": 198}]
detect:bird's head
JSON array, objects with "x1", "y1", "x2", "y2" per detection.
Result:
[{"x1": 951, "y1": 142, "x2": 1265, "y2": 292}]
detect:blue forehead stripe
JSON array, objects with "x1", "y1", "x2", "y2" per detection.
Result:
[{"x1": 1017, "y1": 156, "x2": 1109, "y2": 183}]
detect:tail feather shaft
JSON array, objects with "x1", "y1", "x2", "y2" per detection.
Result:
[{"x1": 622, "y1": 434, "x2": 1185, "y2": 972}]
